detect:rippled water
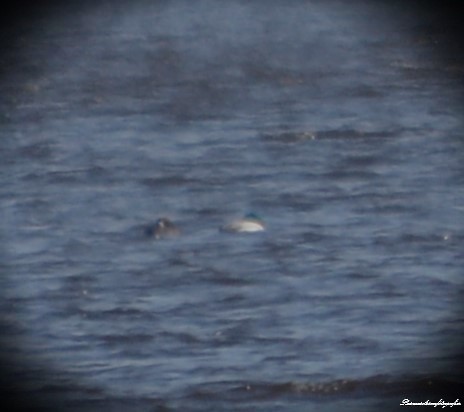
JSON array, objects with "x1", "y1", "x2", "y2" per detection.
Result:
[{"x1": 1, "y1": 1, "x2": 464, "y2": 411}]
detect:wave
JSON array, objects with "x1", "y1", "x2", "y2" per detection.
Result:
[
  {"x1": 185, "y1": 374, "x2": 464, "y2": 401},
  {"x1": 3, "y1": 370, "x2": 463, "y2": 411},
  {"x1": 260, "y1": 128, "x2": 401, "y2": 144}
]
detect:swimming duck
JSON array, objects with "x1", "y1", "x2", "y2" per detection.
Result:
[
  {"x1": 145, "y1": 218, "x2": 180, "y2": 239},
  {"x1": 220, "y1": 213, "x2": 266, "y2": 233}
]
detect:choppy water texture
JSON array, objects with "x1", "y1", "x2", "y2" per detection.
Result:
[{"x1": 1, "y1": 1, "x2": 464, "y2": 411}]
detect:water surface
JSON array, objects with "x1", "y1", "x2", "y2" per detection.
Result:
[{"x1": 1, "y1": 1, "x2": 464, "y2": 411}]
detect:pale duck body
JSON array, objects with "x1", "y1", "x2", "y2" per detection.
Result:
[{"x1": 220, "y1": 213, "x2": 265, "y2": 233}]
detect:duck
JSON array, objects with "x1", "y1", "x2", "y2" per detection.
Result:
[
  {"x1": 220, "y1": 213, "x2": 266, "y2": 233},
  {"x1": 145, "y1": 218, "x2": 180, "y2": 239}
]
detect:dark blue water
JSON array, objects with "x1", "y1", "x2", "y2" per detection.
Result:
[{"x1": 1, "y1": 1, "x2": 464, "y2": 411}]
